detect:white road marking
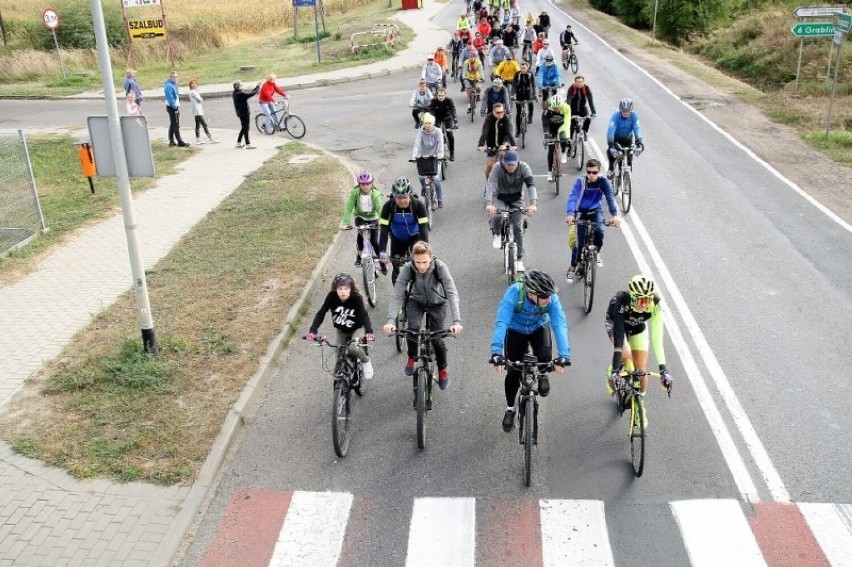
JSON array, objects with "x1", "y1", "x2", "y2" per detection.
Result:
[
  {"x1": 540, "y1": 499, "x2": 615, "y2": 567},
  {"x1": 268, "y1": 491, "x2": 353, "y2": 567},
  {"x1": 798, "y1": 503, "x2": 852, "y2": 567},
  {"x1": 405, "y1": 497, "x2": 476, "y2": 567},
  {"x1": 671, "y1": 499, "x2": 767, "y2": 567}
]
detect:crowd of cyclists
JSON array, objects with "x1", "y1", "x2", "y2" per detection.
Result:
[{"x1": 311, "y1": 0, "x2": 671, "y2": 434}]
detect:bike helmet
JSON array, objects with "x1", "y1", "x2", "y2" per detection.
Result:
[
  {"x1": 492, "y1": 77, "x2": 503, "y2": 88},
  {"x1": 356, "y1": 170, "x2": 374, "y2": 184},
  {"x1": 627, "y1": 274, "x2": 655, "y2": 298},
  {"x1": 548, "y1": 96, "x2": 560, "y2": 110},
  {"x1": 391, "y1": 176, "x2": 412, "y2": 197},
  {"x1": 524, "y1": 270, "x2": 558, "y2": 298},
  {"x1": 619, "y1": 97, "x2": 634, "y2": 111},
  {"x1": 543, "y1": 38, "x2": 550, "y2": 45},
  {"x1": 332, "y1": 273, "x2": 354, "y2": 289},
  {"x1": 545, "y1": 53, "x2": 555, "y2": 62}
]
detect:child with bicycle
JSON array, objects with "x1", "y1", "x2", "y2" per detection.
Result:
[
  {"x1": 306, "y1": 273, "x2": 375, "y2": 380},
  {"x1": 383, "y1": 241, "x2": 463, "y2": 391},
  {"x1": 412, "y1": 113, "x2": 446, "y2": 207},
  {"x1": 564, "y1": 158, "x2": 620, "y2": 283},
  {"x1": 342, "y1": 170, "x2": 384, "y2": 272}
]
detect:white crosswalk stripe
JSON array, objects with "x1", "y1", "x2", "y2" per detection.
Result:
[
  {"x1": 540, "y1": 499, "x2": 615, "y2": 567},
  {"x1": 405, "y1": 497, "x2": 476, "y2": 567},
  {"x1": 268, "y1": 491, "x2": 353, "y2": 567},
  {"x1": 798, "y1": 503, "x2": 852, "y2": 567},
  {"x1": 671, "y1": 499, "x2": 766, "y2": 567}
]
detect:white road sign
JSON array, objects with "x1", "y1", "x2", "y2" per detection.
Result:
[
  {"x1": 42, "y1": 8, "x2": 59, "y2": 30},
  {"x1": 793, "y1": 5, "x2": 846, "y2": 18},
  {"x1": 122, "y1": 0, "x2": 161, "y2": 7}
]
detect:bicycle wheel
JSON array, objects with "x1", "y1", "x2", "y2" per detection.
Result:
[
  {"x1": 621, "y1": 169, "x2": 632, "y2": 214},
  {"x1": 415, "y1": 368, "x2": 427, "y2": 449},
  {"x1": 331, "y1": 381, "x2": 352, "y2": 458},
  {"x1": 394, "y1": 314, "x2": 403, "y2": 353},
  {"x1": 506, "y1": 243, "x2": 517, "y2": 285},
  {"x1": 522, "y1": 395, "x2": 534, "y2": 487},
  {"x1": 583, "y1": 254, "x2": 595, "y2": 314},
  {"x1": 441, "y1": 159, "x2": 447, "y2": 181},
  {"x1": 424, "y1": 184, "x2": 434, "y2": 228},
  {"x1": 362, "y1": 257, "x2": 377, "y2": 307},
  {"x1": 255, "y1": 113, "x2": 274, "y2": 135},
  {"x1": 569, "y1": 54, "x2": 579, "y2": 74},
  {"x1": 520, "y1": 112, "x2": 527, "y2": 149},
  {"x1": 284, "y1": 114, "x2": 307, "y2": 139},
  {"x1": 553, "y1": 152, "x2": 561, "y2": 195},
  {"x1": 630, "y1": 398, "x2": 646, "y2": 477},
  {"x1": 574, "y1": 133, "x2": 585, "y2": 171},
  {"x1": 470, "y1": 95, "x2": 475, "y2": 122}
]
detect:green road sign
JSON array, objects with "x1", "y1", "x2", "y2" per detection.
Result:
[
  {"x1": 791, "y1": 22, "x2": 835, "y2": 36},
  {"x1": 837, "y1": 12, "x2": 852, "y2": 32}
]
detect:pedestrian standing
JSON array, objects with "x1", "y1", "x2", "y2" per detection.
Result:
[
  {"x1": 124, "y1": 69, "x2": 143, "y2": 110},
  {"x1": 232, "y1": 80, "x2": 260, "y2": 149},
  {"x1": 126, "y1": 92, "x2": 141, "y2": 116},
  {"x1": 188, "y1": 78, "x2": 218, "y2": 145},
  {"x1": 164, "y1": 71, "x2": 189, "y2": 147}
]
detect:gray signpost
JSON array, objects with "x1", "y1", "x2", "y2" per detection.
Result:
[
  {"x1": 826, "y1": 12, "x2": 850, "y2": 135},
  {"x1": 792, "y1": 5, "x2": 847, "y2": 89}
]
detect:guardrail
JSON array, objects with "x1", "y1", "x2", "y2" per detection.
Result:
[{"x1": 350, "y1": 23, "x2": 399, "y2": 54}]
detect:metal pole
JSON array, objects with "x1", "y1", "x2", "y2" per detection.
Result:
[
  {"x1": 52, "y1": 29, "x2": 67, "y2": 80},
  {"x1": 313, "y1": 1, "x2": 321, "y2": 63},
  {"x1": 795, "y1": 37, "x2": 804, "y2": 90},
  {"x1": 89, "y1": 0, "x2": 158, "y2": 354},
  {"x1": 826, "y1": 39, "x2": 833, "y2": 83},
  {"x1": 826, "y1": 37, "x2": 844, "y2": 136},
  {"x1": 18, "y1": 129, "x2": 48, "y2": 232},
  {"x1": 651, "y1": 0, "x2": 659, "y2": 44}
]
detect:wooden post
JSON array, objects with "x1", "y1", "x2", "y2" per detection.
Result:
[{"x1": 319, "y1": 0, "x2": 327, "y2": 34}]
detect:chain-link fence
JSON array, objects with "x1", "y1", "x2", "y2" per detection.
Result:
[{"x1": 0, "y1": 130, "x2": 46, "y2": 256}]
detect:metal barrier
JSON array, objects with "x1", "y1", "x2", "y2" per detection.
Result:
[
  {"x1": 0, "y1": 130, "x2": 47, "y2": 256},
  {"x1": 350, "y1": 23, "x2": 399, "y2": 54}
]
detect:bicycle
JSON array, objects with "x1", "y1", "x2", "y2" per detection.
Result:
[
  {"x1": 305, "y1": 335, "x2": 371, "y2": 458},
  {"x1": 342, "y1": 222, "x2": 381, "y2": 307},
  {"x1": 255, "y1": 98, "x2": 306, "y2": 139},
  {"x1": 544, "y1": 136, "x2": 563, "y2": 195},
  {"x1": 561, "y1": 43, "x2": 579, "y2": 73},
  {"x1": 493, "y1": 356, "x2": 567, "y2": 486},
  {"x1": 393, "y1": 327, "x2": 455, "y2": 449},
  {"x1": 466, "y1": 80, "x2": 483, "y2": 122},
  {"x1": 611, "y1": 143, "x2": 636, "y2": 214},
  {"x1": 390, "y1": 253, "x2": 411, "y2": 352},
  {"x1": 570, "y1": 219, "x2": 614, "y2": 314},
  {"x1": 520, "y1": 42, "x2": 533, "y2": 66},
  {"x1": 569, "y1": 115, "x2": 586, "y2": 172},
  {"x1": 495, "y1": 206, "x2": 527, "y2": 284},
  {"x1": 440, "y1": 123, "x2": 458, "y2": 178},
  {"x1": 612, "y1": 368, "x2": 671, "y2": 477},
  {"x1": 451, "y1": 51, "x2": 460, "y2": 83},
  {"x1": 410, "y1": 157, "x2": 442, "y2": 227},
  {"x1": 512, "y1": 95, "x2": 533, "y2": 149}
]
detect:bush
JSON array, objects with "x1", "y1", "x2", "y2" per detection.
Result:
[
  {"x1": 614, "y1": 0, "x2": 651, "y2": 29},
  {"x1": 655, "y1": 0, "x2": 730, "y2": 45},
  {"x1": 31, "y1": 0, "x2": 126, "y2": 50},
  {"x1": 590, "y1": 0, "x2": 616, "y2": 15}
]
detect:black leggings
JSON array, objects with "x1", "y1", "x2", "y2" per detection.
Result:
[
  {"x1": 390, "y1": 237, "x2": 418, "y2": 284},
  {"x1": 503, "y1": 326, "x2": 552, "y2": 406},
  {"x1": 406, "y1": 302, "x2": 448, "y2": 370},
  {"x1": 354, "y1": 216, "x2": 380, "y2": 256},
  {"x1": 237, "y1": 113, "x2": 250, "y2": 145}
]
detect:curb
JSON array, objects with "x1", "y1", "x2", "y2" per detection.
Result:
[{"x1": 157, "y1": 141, "x2": 363, "y2": 566}]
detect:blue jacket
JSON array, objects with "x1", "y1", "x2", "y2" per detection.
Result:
[
  {"x1": 537, "y1": 63, "x2": 562, "y2": 88},
  {"x1": 164, "y1": 78, "x2": 179, "y2": 109},
  {"x1": 124, "y1": 77, "x2": 142, "y2": 102},
  {"x1": 607, "y1": 111, "x2": 642, "y2": 144},
  {"x1": 490, "y1": 283, "x2": 570, "y2": 357},
  {"x1": 566, "y1": 176, "x2": 617, "y2": 217}
]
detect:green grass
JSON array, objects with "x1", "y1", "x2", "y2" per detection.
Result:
[
  {"x1": 804, "y1": 129, "x2": 852, "y2": 165},
  {"x1": 0, "y1": 135, "x2": 196, "y2": 284},
  {"x1": 0, "y1": 142, "x2": 348, "y2": 484}
]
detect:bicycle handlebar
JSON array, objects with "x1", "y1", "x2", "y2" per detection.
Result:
[
  {"x1": 494, "y1": 207, "x2": 529, "y2": 215},
  {"x1": 491, "y1": 358, "x2": 569, "y2": 372},
  {"x1": 304, "y1": 335, "x2": 373, "y2": 349},
  {"x1": 391, "y1": 328, "x2": 456, "y2": 339},
  {"x1": 569, "y1": 219, "x2": 616, "y2": 227}
]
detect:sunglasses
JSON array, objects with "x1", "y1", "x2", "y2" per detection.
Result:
[{"x1": 586, "y1": 170, "x2": 600, "y2": 175}]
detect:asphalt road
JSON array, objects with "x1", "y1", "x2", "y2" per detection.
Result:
[{"x1": 2, "y1": 0, "x2": 850, "y2": 564}]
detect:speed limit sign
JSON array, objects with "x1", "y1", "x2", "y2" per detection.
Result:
[{"x1": 42, "y1": 8, "x2": 59, "y2": 30}]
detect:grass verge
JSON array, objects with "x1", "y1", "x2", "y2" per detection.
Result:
[
  {"x1": 0, "y1": 142, "x2": 348, "y2": 484},
  {"x1": 0, "y1": 135, "x2": 196, "y2": 285}
]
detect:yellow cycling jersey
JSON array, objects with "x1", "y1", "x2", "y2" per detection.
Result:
[
  {"x1": 495, "y1": 59, "x2": 520, "y2": 82},
  {"x1": 463, "y1": 58, "x2": 484, "y2": 81}
]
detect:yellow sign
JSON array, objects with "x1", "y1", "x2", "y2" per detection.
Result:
[{"x1": 128, "y1": 18, "x2": 165, "y2": 40}]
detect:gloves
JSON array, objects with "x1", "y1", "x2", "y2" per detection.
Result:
[
  {"x1": 554, "y1": 357, "x2": 571, "y2": 367},
  {"x1": 608, "y1": 146, "x2": 618, "y2": 158},
  {"x1": 634, "y1": 141, "x2": 644, "y2": 155},
  {"x1": 481, "y1": 110, "x2": 486, "y2": 116},
  {"x1": 660, "y1": 366, "x2": 672, "y2": 391},
  {"x1": 365, "y1": 333, "x2": 375, "y2": 341},
  {"x1": 379, "y1": 252, "x2": 388, "y2": 260},
  {"x1": 489, "y1": 354, "x2": 505, "y2": 366},
  {"x1": 590, "y1": 113, "x2": 596, "y2": 118},
  {"x1": 305, "y1": 332, "x2": 316, "y2": 341}
]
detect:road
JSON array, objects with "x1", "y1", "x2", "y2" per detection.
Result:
[{"x1": 2, "y1": 0, "x2": 850, "y2": 564}]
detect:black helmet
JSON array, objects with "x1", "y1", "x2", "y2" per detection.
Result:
[
  {"x1": 524, "y1": 270, "x2": 558, "y2": 297},
  {"x1": 332, "y1": 273, "x2": 354, "y2": 289},
  {"x1": 391, "y1": 176, "x2": 412, "y2": 197}
]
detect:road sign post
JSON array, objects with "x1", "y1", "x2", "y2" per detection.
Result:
[
  {"x1": 42, "y1": 8, "x2": 67, "y2": 80},
  {"x1": 827, "y1": 12, "x2": 850, "y2": 135},
  {"x1": 793, "y1": 5, "x2": 846, "y2": 18},
  {"x1": 790, "y1": 22, "x2": 835, "y2": 37}
]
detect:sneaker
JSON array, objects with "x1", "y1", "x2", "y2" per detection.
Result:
[
  {"x1": 177, "y1": 142, "x2": 190, "y2": 147},
  {"x1": 606, "y1": 375, "x2": 618, "y2": 396},
  {"x1": 362, "y1": 360, "x2": 374, "y2": 380},
  {"x1": 583, "y1": 131, "x2": 588, "y2": 141},
  {"x1": 515, "y1": 260, "x2": 525, "y2": 273},
  {"x1": 502, "y1": 408, "x2": 516, "y2": 432},
  {"x1": 492, "y1": 234, "x2": 502, "y2": 249},
  {"x1": 235, "y1": 143, "x2": 244, "y2": 148},
  {"x1": 538, "y1": 377, "x2": 550, "y2": 397},
  {"x1": 438, "y1": 368, "x2": 450, "y2": 390},
  {"x1": 196, "y1": 139, "x2": 205, "y2": 145},
  {"x1": 596, "y1": 254, "x2": 603, "y2": 268},
  {"x1": 354, "y1": 255, "x2": 362, "y2": 267},
  {"x1": 404, "y1": 358, "x2": 415, "y2": 376},
  {"x1": 449, "y1": 153, "x2": 455, "y2": 161},
  {"x1": 565, "y1": 268, "x2": 576, "y2": 283},
  {"x1": 560, "y1": 153, "x2": 568, "y2": 164},
  {"x1": 209, "y1": 138, "x2": 220, "y2": 144},
  {"x1": 437, "y1": 201, "x2": 444, "y2": 209},
  {"x1": 245, "y1": 144, "x2": 257, "y2": 150},
  {"x1": 547, "y1": 171, "x2": 553, "y2": 182},
  {"x1": 380, "y1": 263, "x2": 388, "y2": 275},
  {"x1": 168, "y1": 142, "x2": 177, "y2": 147}
]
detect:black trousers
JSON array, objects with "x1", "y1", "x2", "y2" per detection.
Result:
[
  {"x1": 194, "y1": 115, "x2": 211, "y2": 138},
  {"x1": 406, "y1": 302, "x2": 448, "y2": 370},
  {"x1": 167, "y1": 106, "x2": 184, "y2": 144},
  {"x1": 237, "y1": 113, "x2": 251, "y2": 145},
  {"x1": 503, "y1": 326, "x2": 552, "y2": 406}
]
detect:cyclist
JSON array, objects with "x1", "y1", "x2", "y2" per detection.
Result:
[
  {"x1": 306, "y1": 273, "x2": 375, "y2": 380},
  {"x1": 412, "y1": 112, "x2": 446, "y2": 208},
  {"x1": 537, "y1": 53, "x2": 563, "y2": 110},
  {"x1": 477, "y1": 16, "x2": 492, "y2": 42},
  {"x1": 428, "y1": 88, "x2": 458, "y2": 161},
  {"x1": 459, "y1": 26, "x2": 472, "y2": 47},
  {"x1": 542, "y1": 95, "x2": 572, "y2": 181},
  {"x1": 477, "y1": 102, "x2": 517, "y2": 181},
  {"x1": 536, "y1": 9, "x2": 551, "y2": 37},
  {"x1": 462, "y1": 50, "x2": 485, "y2": 111},
  {"x1": 456, "y1": 13, "x2": 472, "y2": 33},
  {"x1": 421, "y1": 55, "x2": 444, "y2": 96},
  {"x1": 378, "y1": 177, "x2": 430, "y2": 285},
  {"x1": 383, "y1": 241, "x2": 463, "y2": 390},
  {"x1": 342, "y1": 171, "x2": 385, "y2": 272},
  {"x1": 258, "y1": 73, "x2": 288, "y2": 134},
  {"x1": 488, "y1": 16, "x2": 504, "y2": 43},
  {"x1": 489, "y1": 38, "x2": 511, "y2": 69},
  {"x1": 448, "y1": 32, "x2": 465, "y2": 79},
  {"x1": 484, "y1": 150, "x2": 535, "y2": 272},
  {"x1": 559, "y1": 24, "x2": 579, "y2": 67},
  {"x1": 535, "y1": 38, "x2": 556, "y2": 72},
  {"x1": 493, "y1": 52, "x2": 520, "y2": 96},
  {"x1": 481, "y1": 77, "x2": 511, "y2": 117},
  {"x1": 434, "y1": 47, "x2": 449, "y2": 88},
  {"x1": 605, "y1": 275, "x2": 672, "y2": 423},
  {"x1": 513, "y1": 60, "x2": 537, "y2": 136},
  {"x1": 606, "y1": 97, "x2": 644, "y2": 179},
  {"x1": 564, "y1": 159, "x2": 620, "y2": 282},
  {"x1": 409, "y1": 80, "x2": 434, "y2": 129},
  {"x1": 567, "y1": 75, "x2": 596, "y2": 141},
  {"x1": 489, "y1": 270, "x2": 570, "y2": 432},
  {"x1": 519, "y1": 23, "x2": 536, "y2": 62},
  {"x1": 501, "y1": 24, "x2": 518, "y2": 55},
  {"x1": 472, "y1": 31, "x2": 488, "y2": 65},
  {"x1": 532, "y1": 32, "x2": 545, "y2": 58}
]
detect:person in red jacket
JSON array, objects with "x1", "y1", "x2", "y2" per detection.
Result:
[
  {"x1": 477, "y1": 17, "x2": 492, "y2": 42},
  {"x1": 259, "y1": 73, "x2": 288, "y2": 133}
]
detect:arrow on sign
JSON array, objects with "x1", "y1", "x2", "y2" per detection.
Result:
[
  {"x1": 793, "y1": 5, "x2": 846, "y2": 18},
  {"x1": 791, "y1": 22, "x2": 835, "y2": 37},
  {"x1": 837, "y1": 12, "x2": 852, "y2": 32}
]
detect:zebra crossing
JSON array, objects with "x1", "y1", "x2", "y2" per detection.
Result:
[{"x1": 200, "y1": 489, "x2": 852, "y2": 566}]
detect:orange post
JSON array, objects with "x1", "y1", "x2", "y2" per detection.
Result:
[{"x1": 77, "y1": 142, "x2": 96, "y2": 193}]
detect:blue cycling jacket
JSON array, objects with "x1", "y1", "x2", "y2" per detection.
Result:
[
  {"x1": 566, "y1": 176, "x2": 618, "y2": 217},
  {"x1": 537, "y1": 63, "x2": 562, "y2": 88},
  {"x1": 490, "y1": 283, "x2": 570, "y2": 357},
  {"x1": 606, "y1": 111, "x2": 642, "y2": 144}
]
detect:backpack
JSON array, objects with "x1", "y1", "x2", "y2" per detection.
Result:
[
  {"x1": 512, "y1": 273, "x2": 546, "y2": 313},
  {"x1": 570, "y1": 84, "x2": 588, "y2": 98},
  {"x1": 402, "y1": 259, "x2": 448, "y2": 306}
]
